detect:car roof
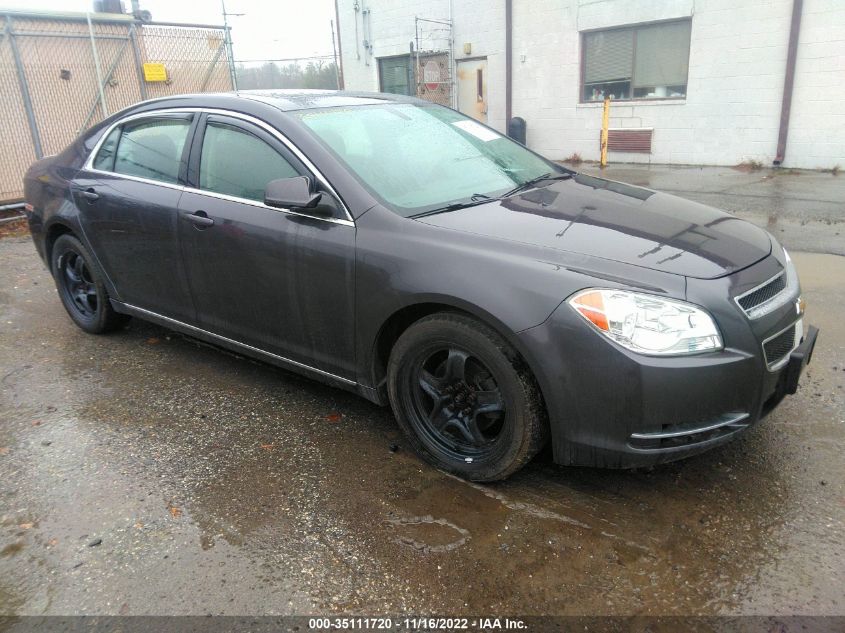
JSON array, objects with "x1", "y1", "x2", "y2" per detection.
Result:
[{"x1": 193, "y1": 89, "x2": 427, "y2": 112}]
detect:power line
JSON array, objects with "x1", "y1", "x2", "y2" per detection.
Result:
[{"x1": 235, "y1": 55, "x2": 336, "y2": 64}]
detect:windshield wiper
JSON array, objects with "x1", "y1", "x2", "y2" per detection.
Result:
[
  {"x1": 410, "y1": 173, "x2": 570, "y2": 219},
  {"x1": 501, "y1": 171, "x2": 573, "y2": 199},
  {"x1": 411, "y1": 195, "x2": 493, "y2": 219}
]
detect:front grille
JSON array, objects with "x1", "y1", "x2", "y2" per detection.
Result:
[
  {"x1": 764, "y1": 326, "x2": 796, "y2": 367},
  {"x1": 737, "y1": 273, "x2": 787, "y2": 312}
]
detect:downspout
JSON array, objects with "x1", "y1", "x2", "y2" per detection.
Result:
[
  {"x1": 449, "y1": 0, "x2": 455, "y2": 108},
  {"x1": 505, "y1": 0, "x2": 512, "y2": 127},
  {"x1": 361, "y1": 1, "x2": 370, "y2": 66},
  {"x1": 774, "y1": 0, "x2": 803, "y2": 166},
  {"x1": 353, "y1": 1, "x2": 360, "y2": 60}
]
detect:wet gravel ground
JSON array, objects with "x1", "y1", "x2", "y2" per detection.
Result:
[{"x1": 0, "y1": 237, "x2": 843, "y2": 616}]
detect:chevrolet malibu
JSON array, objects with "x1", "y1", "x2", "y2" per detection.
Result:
[{"x1": 24, "y1": 90, "x2": 818, "y2": 481}]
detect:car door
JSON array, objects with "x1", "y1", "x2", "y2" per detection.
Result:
[
  {"x1": 74, "y1": 112, "x2": 197, "y2": 322},
  {"x1": 177, "y1": 113, "x2": 356, "y2": 379}
]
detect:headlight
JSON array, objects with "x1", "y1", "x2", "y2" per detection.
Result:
[
  {"x1": 568, "y1": 288, "x2": 723, "y2": 356},
  {"x1": 783, "y1": 247, "x2": 799, "y2": 294}
]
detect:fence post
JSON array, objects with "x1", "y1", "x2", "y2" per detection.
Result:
[
  {"x1": 224, "y1": 26, "x2": 237, "y2": 90},
  {"x1": 129, "y1": 23, "x2": 148, "y2": 101},
  {"x1": 200, "y1": 40, "x2": 226, "y2": 91},
  {"x1": 86, "y1": 12, "x2": 108, "y2": 118},
  {"x1": 79, "y1": 35, "x2": 132, "y2": 133},
  {"x1": 7, "y1": 17, "x2": 43, "y2": 159}
]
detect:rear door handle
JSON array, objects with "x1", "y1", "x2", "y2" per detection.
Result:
[
  {"x1": 182, "y1": 210, "x2": 214, "y2": 228},
  {"x1": 80, "y1": 188, "x2": 99, "y2": 202}
]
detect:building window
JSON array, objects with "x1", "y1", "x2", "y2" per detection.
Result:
[
  {"x1": 378, "y1": 55, "x2": 413, "y2": 96},
  {"x1": 582, "y1": 19, "x2": 691, "y2": 102}
]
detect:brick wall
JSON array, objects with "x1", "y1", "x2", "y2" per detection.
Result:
[
  {"x1": 337, "y1": 0, "x2": 450, "y2": 97},
  {"x1": 786, "y1": 0, "x2": 845, "y2": 169}
]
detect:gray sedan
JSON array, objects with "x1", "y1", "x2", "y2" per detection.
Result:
[{"x1": 23, "y1": 90, "x2": 818, "y2": 480}]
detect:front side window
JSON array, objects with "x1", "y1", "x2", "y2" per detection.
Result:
[
  {"x1": 296, "y1": 103, "x2": 559, "y2": 216},
  {"x1": 113, "y1": 118, "x2": 191, "y2": 184},
  {"x1": 378, "y1": 56, "x2": 413, "y2": 96},
  {"x1": 199, "y1": 122, "x2": 299, "y2": 202},
  {"x1": 582, "y1": 19, "x2": 691, "y2": 102}
]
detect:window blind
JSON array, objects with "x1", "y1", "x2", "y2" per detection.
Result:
[
  {"x1": 633, "y1": 21, "x2": 691, "y2": 87},
  {"x1": 584, "y1": 29, "x2": 634, "y2": 83},
  {"x1": 379, "y1": 57, "x2": 411, "y2": 95}
]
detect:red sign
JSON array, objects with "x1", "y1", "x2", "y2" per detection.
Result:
[{"x1": 423, "y1": 60, "x2": 441, "y2": 91}]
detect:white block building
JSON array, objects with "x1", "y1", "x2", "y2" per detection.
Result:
[{"x1": 335, "y1": 0, "x2": 844, "y2": 169}]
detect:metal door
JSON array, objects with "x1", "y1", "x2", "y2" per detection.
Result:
[
  {"x1": 74, "y1": 113, "x2": 197, "y2": 323},
  {"x1": 178, "y1": 114, "x2": 357, "y2": 379},
  {"x1": 456, "y1": 59, "x2": 488, "y2": 123}
]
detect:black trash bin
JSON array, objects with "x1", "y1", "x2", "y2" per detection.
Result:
[{"x1": 508, "y1": 117, "x2": 526, "y2": 145}]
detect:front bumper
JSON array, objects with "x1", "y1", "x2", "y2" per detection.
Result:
[
  {"x1": 782, "y1": 325, "x2": 818, "y2": 395},
  {"x1": 520, "y1": 319, "x2": 818, "y2": 468},
  {"x1": 625, "y1": 324, "x2": 817, "y2": 455},
  {"x1": 517, "y1": 264, "x2": 819, "y2": 469}
]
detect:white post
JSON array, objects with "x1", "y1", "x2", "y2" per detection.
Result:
[
  {"x1": 221, "y1": 0, "x2": 239, "y2": 91},
  {"x1": 86, "y1": 12, "x2": 108, "y2": 118}
]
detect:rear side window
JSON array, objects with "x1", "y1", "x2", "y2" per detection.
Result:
[
  {"x1": 199, "y1": 122, "x2": 299, "y2": 202},
  {"x1": 113, "y1": 118, "x2": 191, "y2": 184},
  {"x1": 92, "y1": 127, "x2": 121, "y2": 171}
]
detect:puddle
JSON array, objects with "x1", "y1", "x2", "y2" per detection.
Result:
[{"x1": 386, "y1": 515, "x2": 470, "y2": 553}]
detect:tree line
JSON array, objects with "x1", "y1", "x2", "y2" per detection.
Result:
[{"x1": 235, "y1": 61, "x2": 340, "y2": 90}]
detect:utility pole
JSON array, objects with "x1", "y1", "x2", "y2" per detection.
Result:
[
  {"x1": 221, "y1": 0, "x2": 243, "y2": 91},
  {"x1": 330, "y1": 19, "x2": 341, "y2": 89}
]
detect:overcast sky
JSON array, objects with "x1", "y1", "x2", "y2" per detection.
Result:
[{"x1": 8, "y1": 0, "x2": 338, "y2": 62}]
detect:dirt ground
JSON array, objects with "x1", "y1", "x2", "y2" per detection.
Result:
[{"x1": 0, "y1": 182, "x2": 843, "y2": 616}]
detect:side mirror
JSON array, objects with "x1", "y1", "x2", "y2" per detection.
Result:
[{"x1": 264, "y1": 176, "x2": 322, "y2": 210}]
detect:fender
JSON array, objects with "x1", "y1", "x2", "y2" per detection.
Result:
[
  {"x1": 360, "y1": 292, "x2": 554, "y2": 411},
  {"x1": 40, "y1": 200, "x2": 123, "y2": 304}
]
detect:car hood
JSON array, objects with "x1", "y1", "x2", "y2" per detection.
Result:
[{"x1": 415, "y1": 173, "x2": 772, "y2": 280}]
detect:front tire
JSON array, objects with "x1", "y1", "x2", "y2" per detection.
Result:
[
  {"x1": 387, "y1": 313, "x2": 548, "y2": 481},
  {"x1": 51, "y1": 234, "x2": 128, "y2": 334}
]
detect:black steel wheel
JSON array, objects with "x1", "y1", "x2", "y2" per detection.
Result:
[
  {"x1": 59, "y1": 250, "x2": 98, "y2": 319},
  {"x1": 51, "y1": 234, "x2": 128, "y2": 334},
  {"x1": 411, "y1": 346, "x2": 507, "y2": 460},
  {"x1": 388, "y1": 313, "x2": 548, "y2": 481}
]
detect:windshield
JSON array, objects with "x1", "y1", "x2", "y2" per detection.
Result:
[{"x1": 295, "y1": 103, "x2": 566, "y2": 217}]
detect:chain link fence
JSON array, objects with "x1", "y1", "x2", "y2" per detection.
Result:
[
  {"x1": 413, "y1": 17, "x2": 452, "y2": 108},
  {"x1": 415, "y1": 52, "x2": 451, "y2": 107},
  {"x1": 0, "y1": 10, "x2": 234, "y2": 203}
]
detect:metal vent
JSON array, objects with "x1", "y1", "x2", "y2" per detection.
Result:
[
  {"x1": 603, "y1": 128, "x2": 653, "y2": 153},
  {"x1": 763, "y1": 324, "x2": 796, "y2": 369},
  {"x1": 737, "y1": 273, "x2": 787, "y2": 312}
]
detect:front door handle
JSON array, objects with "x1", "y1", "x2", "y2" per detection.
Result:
[
  {"x1": 183, "y1": 210, "x2": 214, "y2": 228},
  {"x1": 80, "y1": 188, "x2": 99, "y2": 202}
]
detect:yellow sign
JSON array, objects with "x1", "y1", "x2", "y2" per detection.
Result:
[{"x1": 143, "y1": 63, "x2": 168, "y2": 82}]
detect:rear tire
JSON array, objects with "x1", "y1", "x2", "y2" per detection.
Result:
[
  {"x1": 387, "y1": 313, "x2": 548, "y2": 481},
  {"x1": 51, "y1": 234, "x2": 128, "y2": 334}
]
